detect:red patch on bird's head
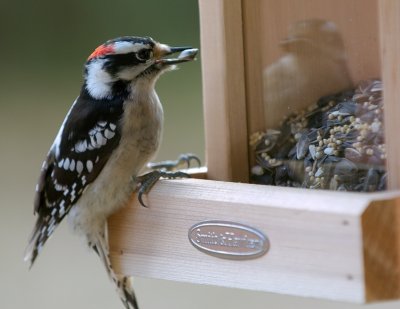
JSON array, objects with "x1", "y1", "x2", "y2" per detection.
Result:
[{"x1": 87, "y1": 44, "x2": 115, "y2": 60}]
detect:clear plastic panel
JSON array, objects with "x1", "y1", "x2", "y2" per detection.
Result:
[{"x1": 249, "y1": 0, "x2": 386, "y2": 191}]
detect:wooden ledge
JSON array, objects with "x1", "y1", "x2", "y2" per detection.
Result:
[{"x1": 108, "y1": 179, "x2": 400, "y2": 303}]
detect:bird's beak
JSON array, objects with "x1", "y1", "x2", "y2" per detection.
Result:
[{"x1": 154, "y1": 44, "x2": 198, "y2": 65}]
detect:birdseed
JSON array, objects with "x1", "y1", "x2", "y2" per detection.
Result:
[{"x1": 250, "y1": 79, "x2": 386, "y2": 192}]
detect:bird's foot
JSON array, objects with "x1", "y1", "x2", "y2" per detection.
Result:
[
  {"x1": 134, "y1": 170, "x2": 190, "y2": 207},
  {"x1": 146, "y1": 153, "x2": 201, "y2": 172}
]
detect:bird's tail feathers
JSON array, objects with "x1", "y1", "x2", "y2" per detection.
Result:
[
  {"x1": 93, "y1": 232, "x2": 139, "y2": 309},
  {"x1": 23, "y1": 217, "x2": 45, "y2": 268},
  {"x1": 23, "y1": 215, "x2": 59, "y2": 268},
  {"x1": 24, "y1": 241, "x2": 37, "y2": 268}
]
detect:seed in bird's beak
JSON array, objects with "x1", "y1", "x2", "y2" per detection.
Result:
[
  {"x1": 177, "y1": 48, "x2": 198, "y2": 61},
  {"x1": 157, "y1": 47, "x2": 198, "y2": 65},
  {"x1": 169, "y1": 46, "x2": 192, "y2": 54}
]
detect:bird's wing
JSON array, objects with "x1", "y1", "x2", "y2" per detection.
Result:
[{"x1": 25, "y1": 94, "x2": 124, "y2": 266}]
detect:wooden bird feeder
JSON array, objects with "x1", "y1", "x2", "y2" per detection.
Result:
[{"x1": 109, "y1": 0, "x2": 400, "y2": 303}]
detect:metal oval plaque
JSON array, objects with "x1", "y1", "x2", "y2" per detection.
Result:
[{"x1": 188, "y1": 221, "x2": 270, "y2": 260}]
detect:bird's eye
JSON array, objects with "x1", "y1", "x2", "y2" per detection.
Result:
[{"x1": 136, "y1": 49, "x2": 153, "y2": 61}]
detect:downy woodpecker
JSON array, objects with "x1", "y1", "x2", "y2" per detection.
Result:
[{"x1": 24, "y1": 36, "x2": 198, "y2": 309}]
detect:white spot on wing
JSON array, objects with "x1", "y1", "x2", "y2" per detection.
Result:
[
  {"x1": 63, "y1": 158, "x2": 70, "y2": 170},
  {"x1": 59, "y1": 200, "x2": 66, "y2": 216},
  {"x1": 71, "y1": 189, "x2": 76, "y2": 202},
  {"x1": 70, "y1": 159, "x2": 75, "y2": 171},
  {"x1": 75, "y1": 140, "x2": 87, "y2": 153},
  {"x1": 109, "y1": 123, "x2": 116, "y2": 131},
  {"x1": 86, "y1": 160, "x2": 93, "y2": 173},
  {"x1": 96, "y1": 132, "x2": 106, "y2": 146},
  {"x1": 104, "y1": 129, "x2": 115, "y2": 139},
  {"x1": 47, "y1": 223, "x2": 56, "y2": 236},
  {"x1": 55, "y1": 183, "x2": 64, "y2": 191},
  {"x1": 58, "y1": 158, "x2": 64, "y2": 168},
  {"x1": 76, "y1": 161, "x2": 83, "y2": 174},
  {"x1": 98, "y1": 121, "x2": 107, "y2": 127},
  {"x1": 90, "y1": 135, "x2": 96, "y2": 148},
  {"x1": 89, "y1": 127, "x2": 97, "y2": 136}
]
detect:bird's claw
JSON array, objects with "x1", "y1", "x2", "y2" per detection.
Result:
[
  {"x1": 135, "y1": 153, "x2": 199, "y2": 207},
  {"x1": 179, "y1": 153, "x2": 201, "y2": 169},
  {"x1": 134, "y1": 170, "x2": 190, "y2": 207},
  {"x1": 146, "y1": 153, "x2": 201, "y2": 171}
]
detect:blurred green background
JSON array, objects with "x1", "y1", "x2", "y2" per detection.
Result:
[
  {"x1": 0, "y1": 0, "x2": 204, "y2": 162},
  {"x1": 1, "y1": 1, "x2": 399, "y2": 309}
]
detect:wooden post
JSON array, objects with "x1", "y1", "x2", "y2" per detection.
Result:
[
  {"x1": 362, "y1": 198, "x2": 400, "y2": 301},
  {"x1": 379, "y1": 0, "x2": 400, "y2": 190},
  {"x1": 198, "y1": 0, "x2": 249, "y2": 182}
]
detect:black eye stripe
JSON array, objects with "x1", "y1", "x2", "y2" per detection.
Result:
[
  {"x1": 103, "y1": 52, "x2": 142, "y2": 75},
  {"x1": 111, "y1": 52, "x2": 139, "y2": 64}
]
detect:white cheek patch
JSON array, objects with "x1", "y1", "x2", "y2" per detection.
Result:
[
  {"x1": 86, "y1": 59, "x2": 114, "y2": 99},
  {"x1": 117, "y1": 63, "x2": 152, "y2": 80}
]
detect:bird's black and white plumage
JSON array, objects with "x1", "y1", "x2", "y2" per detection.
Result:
[{"x1": 24, "y1": 36, "x2": 197, "y2": 309}]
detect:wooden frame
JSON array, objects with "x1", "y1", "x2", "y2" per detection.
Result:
[
  {"x1": 109, "y1": 181, "x2": 400, "y2": 302},
  {"x1": 108, "y1": 0, "x2": 400, "y2": 303},
  {"x1": 200, "y1": 0, "x2": 249, "y2": 182}
]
